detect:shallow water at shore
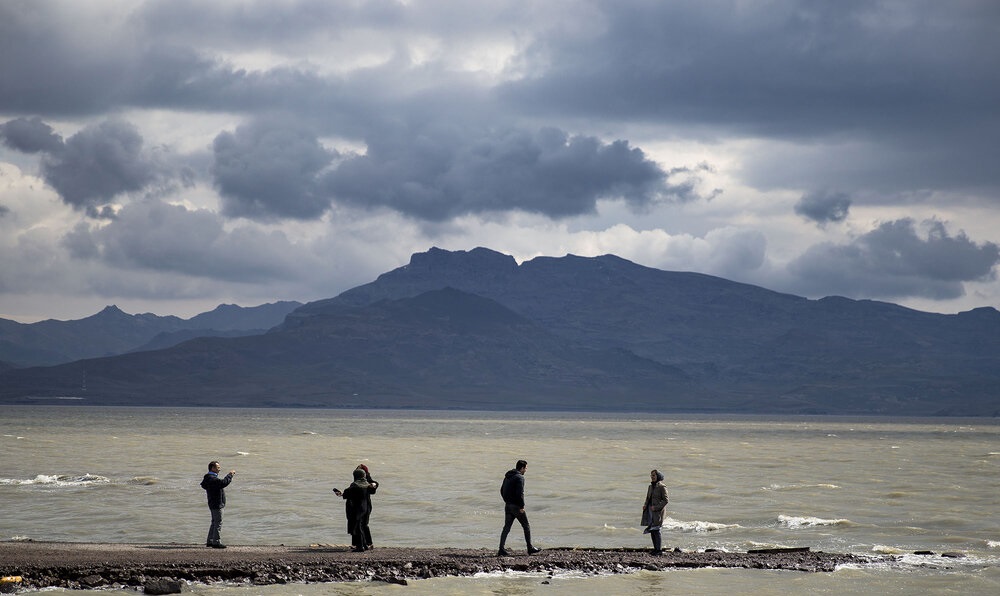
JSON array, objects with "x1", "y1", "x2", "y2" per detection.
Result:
[{"x1": 2, "y1": 406, "x2": 999, "y2": 594}]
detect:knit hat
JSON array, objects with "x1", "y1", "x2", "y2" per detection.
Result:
[{"x1": 353, "y1": 469, "x2": 366, "y2": 480}]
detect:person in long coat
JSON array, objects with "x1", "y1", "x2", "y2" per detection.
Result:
[
  {"x1": 333, "y1": 469, "x2": 376, "y2": 551},
  {"x1": 356, "y1": 464, "x2": 379, "y2": 548},
  {"x1": 642, "y1": 469, "x2": 669, "y2": 554}
]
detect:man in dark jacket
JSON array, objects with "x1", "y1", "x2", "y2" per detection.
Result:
[
  {"x1": 200, "y1": 461, "x2": 236, "y2": 549},
  {"x1": 498, "y1": 459, "x2": 541, "y2": 556}
]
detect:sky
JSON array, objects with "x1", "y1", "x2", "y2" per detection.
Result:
[{"x1": 2, "y1": 0, "x2": 999, "y2": 323}]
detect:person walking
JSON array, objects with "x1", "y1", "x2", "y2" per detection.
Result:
[
  {"x1": 200, "y1": 461, "x2": 236, "y2": 549},
  {"x1": 333, "y1": 468, "x2": 376, "y2": 552},
  {"x1": 356, "y1": 464, "x2": 379, "y2": 549},
  {"x1": 498, "y1": 459, "x2": 541, "y2": 556},
  {"x1": 642, "y1": 469, "x2": 669, "y2": 554}
]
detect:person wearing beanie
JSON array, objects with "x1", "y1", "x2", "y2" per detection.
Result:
[
  {"x1": 333, "y1": 468, "x2": 376, "y2": 551},
  {"x1": 642, "y1": 469, "x2": 669, "y2": 554}
]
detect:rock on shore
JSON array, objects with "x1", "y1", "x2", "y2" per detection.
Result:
[{"x1": 0, "y1": 541, "x2": 879, "y2": 590}]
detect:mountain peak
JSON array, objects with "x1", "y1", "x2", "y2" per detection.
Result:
[
  {"x1": 94, "y1": 305, "x2": 129, "y2": 318},
  {"x1": 405, "y1": 246, "x2": 518, "y2": 274}
]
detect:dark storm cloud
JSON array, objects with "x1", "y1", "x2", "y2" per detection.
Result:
[
  {"x1": 795, "y1": 190, "x2": 851, "y2": 225},
  {"x1": 325, "y1": 125, "x2": 681, "y2": 221},
  {"x1": 62, "y1": 200, "x2": 303, "y2": 282},
  {"x1": 788, "y1": 219, "x2": 1000, "y2": 300},
  {"x1": 38, "y1": 120, "x2": 177, "y2": 216},
  {"x1": 501, "y1": 1, "x2": 1000, "y2": 193},
  {"x1": 0, "y1": 117, "x2": 64, "y2": 153},
  {"x1": 503, "y1": 1, "x2": 1000, "y2": 135},
  {"x1": 212, "y1": 118, "x2": 337, "y2": 221}
]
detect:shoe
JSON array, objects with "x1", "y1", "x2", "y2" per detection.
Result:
[
  {"x1": 351, "y1": 547, "x2": 367, "y2": 552},
  {"x1": 650, "y1": 549, "x2": 662, "y2": 555},
  {"x1": 527, "y1": 546, "x2": 541, "y2": 555},
  {"x1": 497, "y1": 548, "x2": 510, "y2": 556},
  {"x1": 210, "y1": 543, "x2": 227, "y2": 549}
]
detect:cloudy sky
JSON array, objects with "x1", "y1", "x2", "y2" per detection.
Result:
[{"x1": 2, "y1": 0, "x2": 999, "y2": 322}]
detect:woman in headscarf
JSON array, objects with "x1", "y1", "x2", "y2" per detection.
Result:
[
  {"x1": 356, "y1": 464, "x2": 378, "y2": 549},
  {"x1": 333, "y1": 468, "x2": 377, "y2": 551},
  {"x1": 642, "y1": 469, "x2": 669, "y2": 554}
]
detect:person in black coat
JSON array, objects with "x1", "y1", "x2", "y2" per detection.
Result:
[
  {"x1": 200, "y1": 461, "x2": 236, "y2": 548},
  {"x1": 498, "y1": 459, "x2": 541, "y2": 556},
  {"x1": 356, "y1": 464, "x2": 379, "y2": 548},
  {"x1": 333, "y1": 469, "x2": 377, "y2": 551}
]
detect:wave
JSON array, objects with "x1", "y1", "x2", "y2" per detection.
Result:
[
  {"x1": 662, "y1": 517, "x2": 741, "y2": 533},
  {"x1": 764, "y1": 483, "x2": 841, "y2": 491},
  {"x1": 778, "y1": 514, "x2": 852, "y2": 528},
  {"x1": 0, "y1": 473, "x2": 111, "y2": 487},
  {"x1": 988, "y1": 540, "x2": 1000, "y2": 549},
  {"x1": 127, "y1": 476, "x2": 159, "y2": 486}
]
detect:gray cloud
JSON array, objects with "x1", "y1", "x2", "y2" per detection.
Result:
[
  {"x1": 795, "y1": 190, "x2": 851, "y2": 225},
  {"x1": 212, "y1": 118, "x2": 337, "y2": 221},
  {"x1": 62, "y1": 200, "x2": 305, "y2": 282},
  {"x1": 38, "y1": 120, "x2": 177, "y2": 215},
  {"x1": 325, "y1": 125, "x2": 680, "y2": 221},
  {"x1": 788, "y1": 219, "x2": 1000, "y2": 300},
  {"x1": 501, "y1": 1, "x2": 1000, "y2": 194},
  {"x1": 0, "y1": 117, "x2": 64, "y2": 153}
]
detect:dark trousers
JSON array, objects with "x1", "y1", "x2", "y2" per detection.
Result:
[
  {"x1": 362, "y1": 511, "x2": 373, "y2": 547},
  {"x1": 350, "y1": 519, "x2": 370, "y2": 551},
  {"x1": 499, "y1": 503, "x2": 532, "y2": 549},
  {"x1": 207, "y1": 508, "x2": 223, "y2": 545},
  {"x1": 649, "y1": 529, "x2": 662, "y2": 552}
]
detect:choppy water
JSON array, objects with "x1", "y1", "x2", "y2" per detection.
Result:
[{"x1": 2, "y1": 406, "x2": 999, "y2": 594}]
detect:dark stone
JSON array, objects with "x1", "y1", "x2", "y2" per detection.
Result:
[
  {"x1": 144, "y1": 579, "x2": 182, "y2": 594},
  {"x1": 941, "y1": 552, "x2": 965, "y2": 559},
  {"x1": 914, "y1": 550, "x2": 935, "y2": 555},
  {"x1": 79, "y1": 575, "x2": 104, "y2": 588}
]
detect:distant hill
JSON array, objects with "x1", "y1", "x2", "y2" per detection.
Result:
[
  {"x1": 0, "y1": 301, "x2": 302, "y2": 367},
  {"x1": 1, "y1": 248, "x2": 997, "y2": 415}
]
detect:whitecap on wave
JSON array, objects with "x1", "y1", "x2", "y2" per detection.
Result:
[
  {"x1": 0, "y1": 473, "x2": 111, "y2": 487},
  {"x1": 662, "y1": 517, "x2": 741, "y2": 533},
  {"x1": 127, "y1": 476, "x2": 159, "y2": 485},
  {"x1": 764, "y1": 483, "x2": 841, "y2": 491},
  {"x1": 778, "y1": 514, "x2": 851, "y2": 528},
  {"x1": 987, "y1": 540, "x2": 1000, "y2": 549}
]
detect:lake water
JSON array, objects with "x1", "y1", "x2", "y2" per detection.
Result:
[{"x1": 2, "y1": 406, "x2": 999, "y2": 594}]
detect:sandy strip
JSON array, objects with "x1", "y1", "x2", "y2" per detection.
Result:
[{"x1": 0, "y1": 541, "x2": 880, "y2": 590}]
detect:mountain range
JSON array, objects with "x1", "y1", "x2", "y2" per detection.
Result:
[
  {"x1": 0, "y1": 301, "x2": 302, "y2": 367},
  {"x1": 1, "y1": 247, "x2": 998, "y2": 415}
]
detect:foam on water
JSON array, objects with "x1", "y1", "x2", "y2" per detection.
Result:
[
  {"x1": 778, "y1": 514, "x2": 852, "y2": 528},
  {"x1": 764, "y1": 483, "x2": 842, "y2": 491},
  {"x1": 662, "y1": 517, "x2": 741, "y2": 533},
  {"x1": 0, "y1": 473, "x2": 110, "y2": 487}
]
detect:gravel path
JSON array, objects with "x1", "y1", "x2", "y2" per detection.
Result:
[{"x1": 0, "y1": 541, "x2": 881, "y2": 590}]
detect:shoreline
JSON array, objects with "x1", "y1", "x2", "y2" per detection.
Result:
[{"x1": 1, "y1": 541, "x2": 881, "y2": 590}]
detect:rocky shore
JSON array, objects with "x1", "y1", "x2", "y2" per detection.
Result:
[{"x1": 0, "y1": 541, "x2": 880, "y2": 591}]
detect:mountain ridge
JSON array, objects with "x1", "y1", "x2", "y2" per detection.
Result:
[{"x1": 1, "y1": 247, "x2": 997, "y2": 415}]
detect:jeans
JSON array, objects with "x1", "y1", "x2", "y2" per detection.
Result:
[
  {"x1": 499, "y1": 503, "x2": 533, "y2": 549},
  {"x1": 207, "y1": 508, "x2": 223, "y2": 545}
]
